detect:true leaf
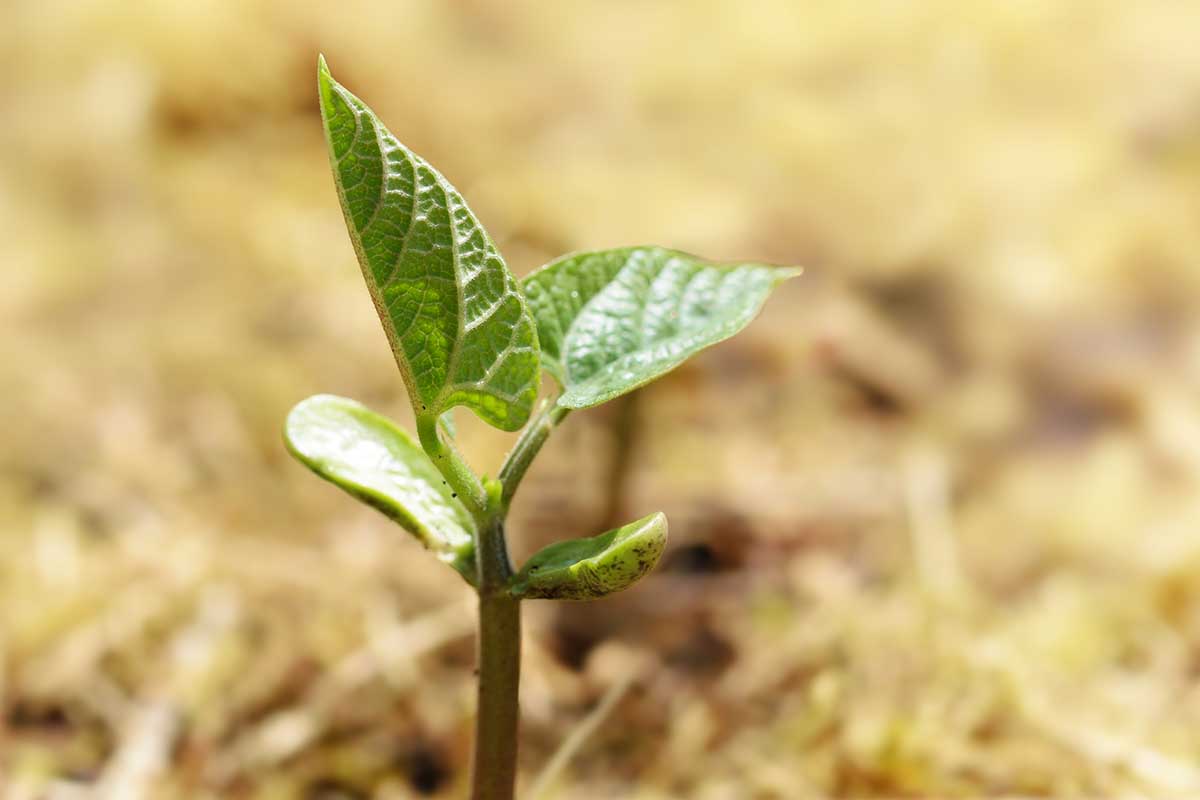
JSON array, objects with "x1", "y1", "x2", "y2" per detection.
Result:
[
  {"x1": 317, "y1": 56, "x2": 540, "y2": 432},
  {"x1": 509, "y1": 512, "x2": 668, "y2": 600},
  {"x1": 284, "y1": 394, "x2": 476, "y2": 583},
  {"x1": 521, "y1": 247, "x2": 799, "y2": 409}
]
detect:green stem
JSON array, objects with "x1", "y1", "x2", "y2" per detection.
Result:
[
  {"x1": 498, "y1": 402, "x2": 569, "y2": 514},
  {"x1": 421, "y1": 402, "x2": 568, "y2": 798},
  {"x1": 417, "y1": 414, "x2": 488, "y2": 521},
  {"x1": 471, "y1": 517, "x2": 522, "y2": 800}
]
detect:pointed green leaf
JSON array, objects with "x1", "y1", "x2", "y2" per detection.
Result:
[
  {"x1": 317, "y1": 56, "x2": 540, "y2": 432},
  {"x1": 521, "y1": 247, "x2": 799, "y2": 409},
  {"x1": 509, "y1": 513, "x2": 668, "y2": 600},
  {"x1": 284, "y1": 394, "x2": 476, "y2": 584}
]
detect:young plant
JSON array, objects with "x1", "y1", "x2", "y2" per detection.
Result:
[{"x1": 285, "y1": 56, "x2": 799, "y2": 800}]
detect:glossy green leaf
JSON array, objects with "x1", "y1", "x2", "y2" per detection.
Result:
[
  {"x1": 521, "y1": 247, "x2": 799, "y2": 409},
  {"x1": 284, "y1": 394, "x2": 476, "y2": 583},
  {"x1": 317, "y1": 56, "x2": 540, "y2": 432},
  {"x1": 509, "y1": 512, "x2": 668, "y2": 600}
]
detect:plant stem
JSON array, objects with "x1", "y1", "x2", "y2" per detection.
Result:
[
  {"x1": 416, "y1": 413, "x2": 488, "y2": 520},
  {"x1": 498, "y1": 402, "x2": 570, "y2": 513},
  {"x1": 422, "y1": 400, "x2": 571, "y2": 798},
  {"x1": 471, "y1": 517, "x2": 522, "y2": 800}
]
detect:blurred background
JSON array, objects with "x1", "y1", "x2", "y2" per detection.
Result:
[{"x1": 4, "y1": 1, "x2": 1200, "y2": 797}]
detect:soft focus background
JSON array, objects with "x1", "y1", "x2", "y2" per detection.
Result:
[{"x1": 5, "y1": 1, "x2": 1200, "y2": 798}]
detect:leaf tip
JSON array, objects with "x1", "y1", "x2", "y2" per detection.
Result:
[
  {"x1": 316, "y1": 54, "x2": 335, "y2": 109},
  {"x1": 283, "y1": 393, "x2": 339, "y2": 462},
  {"x1": 776, "y1": 265, "x2": 804, "y2": 283},
  {"x1": 627, "y1": 511, "x2": 669, "y2": 561}
]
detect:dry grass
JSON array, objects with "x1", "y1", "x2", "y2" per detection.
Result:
[{"x1": 3, "y1": 1, "x2": 1200, "y2": 797}]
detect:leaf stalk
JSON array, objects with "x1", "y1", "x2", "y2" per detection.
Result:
[
  {"x1": 417, "y1": 414, "x2": 489, "y2": 522},
  {"x1": 497, "y1": 401, "x2": 570, "y2": 514}
]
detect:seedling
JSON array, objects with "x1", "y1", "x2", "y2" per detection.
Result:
[{"x1": 285, "y1": 56, "x2": 799, "y2": 800}]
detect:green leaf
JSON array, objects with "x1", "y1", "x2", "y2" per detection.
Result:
[
  {"x1": 509, "y1": 512, "x2": 668, "y2": 600},
  {"x1": 317, "y1": 56, "x2": 540, "y2": 432},
  {"x1": 521, "y1": 247, "x2": 799, "y2": 409},
  {"x1": 284, "y1": 394, "x2": 476, "y2": 584}
]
